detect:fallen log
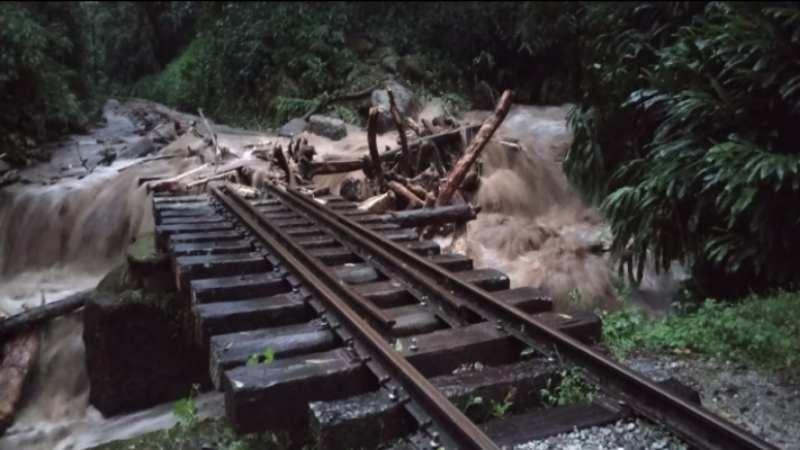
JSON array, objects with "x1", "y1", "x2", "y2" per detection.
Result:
[
  {"x1": 379, "y1": 124, "x2": 480, "y2": 162},
  {"x1": 381, "y1": 204, "x2": 480, "y2": 228},
  {"x1": 306, "y1": 159, "x2": 365, "y2": 177},
  {"x1": 387, "y1": 180, "x2": 425, "y2": 209},
  {"x1": 146, "y1": 163, "x2": 209, "y2": 192},
  {"x1": 387, "y1": 89, "x2": 413, "y2": 176},
  {"x1": 0, "y1": 290, "x2": 90, "y2": 339},
  {"x1": 0, "y1": 330, "x2": 39, "y2": 432},
  {"x1": 185, "y1": 170, "x2": 238, "y2": 189},
  {"x1": 436, "y1": 90, "x2": 513, "y2": 206}
]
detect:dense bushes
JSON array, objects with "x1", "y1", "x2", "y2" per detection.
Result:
[
  {"x1": 566, "y1": 3, "x2": 800, "y2": 297},
  {"x1": 0, "y1": 2, "x2": 95, "y2": 163}
]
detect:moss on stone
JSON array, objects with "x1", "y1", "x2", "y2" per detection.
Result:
[{"x1": 127, "y1": 232, "x2": 162, "y2": 264}]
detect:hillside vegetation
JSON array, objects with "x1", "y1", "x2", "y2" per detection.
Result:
[{"x1": 3, "y1": 1, "x2": 800, "y2": 298}]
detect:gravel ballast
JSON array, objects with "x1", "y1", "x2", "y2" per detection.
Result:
[{"x1": 514, "y1": 354, "x2": 799, "y2": 449}]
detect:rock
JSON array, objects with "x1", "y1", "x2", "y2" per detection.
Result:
[
  {"x1": 119, "y1": 137, "x2": 155, "y2": 159},
  {"x1": 308, "y1": 115, "x2": 347, "y2": 141},
  {"x1": 340, "y1": 177, "x2": 364, "y2": 201},
  {"x1": 278, "y1": 117, "x2": 309, "y2": 138},
  {"x1": 98, "y1": 148, "x2": 117, "y2": 166},
  {"x1": 0, "y1": 159, "x2": 10, "y2": 174},
  {"x1": 84, "y1": 233, "x2": 208, "y2": 416},
  {"x1": 149, "y1": 122, "x2": 178, "y2": 145},
  {"x1": 371, "y1": 81, "x2": 417, "y2": 133}
]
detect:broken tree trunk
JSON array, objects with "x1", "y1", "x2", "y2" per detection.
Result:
[
  {"x1": 387, "y1": 180, "x2": 425, "y2": 209},
  {"x1": 0, "y1": 290, "x2": 90, "y2": 339},
  {"x1": 367, "y1": 107, "x2": 384, "y2": 189},
  {"x1": 0, "y1": 330, "x2": 39, "y2": 432},
  {"x1": 436, "y1": 90, "x2": 513, "y2": 207},
  {"x1": 273, "y1": 146, "x2": 294, "y2": 188},
  {"x1": 387, "y1": 89, "x2": 412, "y2": 176}
]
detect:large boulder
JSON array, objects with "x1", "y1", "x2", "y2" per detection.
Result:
[
  {"x1": 278, "y1": 117, "x2": 309, "y2": 138},
  {"x1": 308, "y1": 115, "x2": 347, "y2": 141},
  {"x1": 84, "y1": 233, "x2": 207, "y2": 416},
  {"x1": 371, "y1": 81, "x2": 417, "y2": 133}
]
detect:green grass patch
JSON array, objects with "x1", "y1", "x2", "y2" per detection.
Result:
[{"x1": 602, "y1": 291, "x2": 800, "y2": 374}]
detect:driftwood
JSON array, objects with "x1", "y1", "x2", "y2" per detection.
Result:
[
  {"x1": 0, "y1": 290, "x2": 90, "y2": 339},
  {"x1": 387, "y1": 89, "x2": 412, "y2": 176},
  {"x1": 0, "y1": 330, "x2": 39, "y2": 432},
  {"x1": 302, "y1": 125, "x2": 480, "y2": 178},
  {"x1": 306, "y1": 159, "x2": 365, "y2": 177},
  {"x1": 380, "y1": 124, "x2": 480, "y2": 162},
  {"x1": 382, "y1": 204, "x2": 480, "y2": 228},
  {"x1": 436, "y1": 90, "x2": 513, "y2": 206},
  {"x1": 387, "y1": 180, "x2": 424, "y2": 209},
  {"x1": 367, "y1": 107, "x2": 384, "y2": 189},
  {"x1": 198, "y1": 109, "x2": 220, "y2": 167},
  {"x1": 186, "y1": 170, "x2": 238, "y2": 189},
  {"x1": 146, "y1": 163, "x2": 209, "y2": 192}
]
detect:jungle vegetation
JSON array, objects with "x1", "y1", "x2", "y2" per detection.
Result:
[{"x1": 2, "y1": 1, "x2": 800, "y2": 299}]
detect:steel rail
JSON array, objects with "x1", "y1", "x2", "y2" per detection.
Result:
[
  {"x1": 273, "y1": 184, "x2": 778, "y2": 450},
  {"x1": 210, "y1": 183, "x2": 500, "y2": 450}
]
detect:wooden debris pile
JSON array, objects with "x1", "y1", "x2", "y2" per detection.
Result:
[{"x1": 140, "y1": 90, "x2": 513, "y2": 236}]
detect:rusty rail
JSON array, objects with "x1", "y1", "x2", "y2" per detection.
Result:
[
  {"x1": 268, "y1": 183, "x2": 777, "y2": 450},
  {"x1": 209, "y1": 183, "x2": 499, "y2": 450}
]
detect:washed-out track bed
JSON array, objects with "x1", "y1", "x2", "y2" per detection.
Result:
[{"x1": 152, "y1": 183, "x2": 777, "y2": 450}]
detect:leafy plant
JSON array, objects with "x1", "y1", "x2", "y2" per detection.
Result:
[
  {"x1": 172, "y1": 383, "x2": 200, "y2": 428},
  {"x1": 490, "y1": 388, "x2": 516, "y2": 418},
  {"x1": 602, "y1": 290, "x2": 800, "y2": 373},
  {"x1": 246, "y1": 348, "x2": 275, "y2": 367},
  {"x1": 566, "y1": 3, "x2": 800, "y2": 297},
  {"x1": 540, "y1": 368, "x2": 597, "y2": 407}
]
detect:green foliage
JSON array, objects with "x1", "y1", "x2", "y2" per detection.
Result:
[
  {"x1": 0, "y1": 2, "x2": 97, "y2": 162},
  {"x1": 602, "y1": 290, "x2": 800, "y2": 372},
  {"x1": 566, "y1": 3, "x2": 800, "y2": 296},
  {"x1": 173, "y1": 383, "x2": 200, "y2": 428},
  {"x1": 540, "y1": 368, "x2": 597, "y2": 407},
  {"x1": 246, "y1": 348, "x2": 275, "y2": 367},
  {"x1": 489, "y1": 388, "x2": 515, "y2": 419}
]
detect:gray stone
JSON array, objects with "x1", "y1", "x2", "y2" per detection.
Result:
[
  {"x1": 119, "y1": 137, "x2": 155, "y2": 159},
  {"x1": 371, "y1": 81, "x2": 417, "y2": 133},
  {"x1": 0, "y1": 159, "x2": 10, "y2": 174},
  {"x1": 308, "y1": 115, "x2": 347, "y2": 141},
  {"x1": 278, "y1": 117, "x2": 309, "y2": 138}
]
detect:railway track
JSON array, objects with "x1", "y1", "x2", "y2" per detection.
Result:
[{"x1": 152, "y1": 182, "x2": 778, "y2": 450}]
